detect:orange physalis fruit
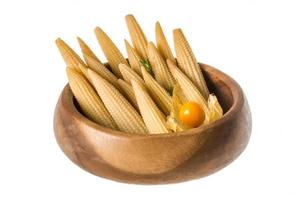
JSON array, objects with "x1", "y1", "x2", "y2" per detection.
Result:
[{"x1": 179, "y1": 102, "x2": 205, "y2": 128}]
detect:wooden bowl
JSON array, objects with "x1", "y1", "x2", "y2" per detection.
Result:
[{"x1": 53, "y1": 63, "x2": 252, "y2": 184}]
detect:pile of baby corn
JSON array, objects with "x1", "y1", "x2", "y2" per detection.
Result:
[{"x1": 55, "y1": 14, "x2": 223, "y2": 134}]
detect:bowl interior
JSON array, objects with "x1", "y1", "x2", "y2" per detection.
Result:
[{"x1": 201, "y1": 64, "x2": 233, "y2": 113}]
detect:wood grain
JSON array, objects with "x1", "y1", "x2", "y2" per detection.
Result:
[{"x1": 53, "y1": 63, "x2": 252, "y2": 184}]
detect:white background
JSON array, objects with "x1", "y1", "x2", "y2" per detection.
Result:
[{"x1": 0, "y1": 0, "x2": 299, "y2": 199}]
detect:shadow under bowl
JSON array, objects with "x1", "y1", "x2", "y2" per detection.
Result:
[{"x1": 54, "y1": 63, "x2": 252, "y2": 184}]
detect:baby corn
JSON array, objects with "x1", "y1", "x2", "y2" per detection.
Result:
[
  {"x1": 167, "y1": 59, "x2": 209, "y2": 116},
  {"x1": 83, "y1": 55, "x2": 121, "y2": 91},
  {"x1": 94, "y1": 27, "x2": 127, "y2": 78},
  {"x1": 125, "y1": 39, "x2": 142, "y2": 76},
  {"x1": 173, "y1": 29, "x2": 209, "y2": 99},
  {"x1": 131, "y1": 80, "x2": 169, "y2": 134},
  {"x1": 117, "y1": 79, "x2": 139, "y2": 110},
  {"x1": 125, "y1": 14, "x2": 148, "y2": 59},
  {"x1": 77, "y1": 63, "x2": 90, "y2": 82},
  {"x1": 141, "y1": 67, "x2": 172, "y2": 115},
  {"x1": 55, "y1": 38, "x2": 87, "y2": 73},
  {"x1": 88, "y1": 69, "x2": 147, "y2": 134},
  {"x1": 119, "y1": 63, "x2": 145, "y2": 87},
  {"x1": 77, "y1": 37, "x2": 102, "y2": 64},
  {"x1": 56, "y1": 15, "x2": 225, "y2": 133},
  {"x1": 147, "y1": 42, "x2": 175, "y2": 92},
  {"x1": 155, "y1": 22, "x2": 175, "y2": 62},
  {"x1": 66, "y1": 67, "x2": 118, "y2": 129}
]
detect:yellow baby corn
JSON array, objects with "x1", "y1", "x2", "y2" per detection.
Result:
[
  {"x1": 167, "y1": 59, "x2": 209, "y2": 116},
  {"x1": 88, "y1": 69, "x2": 147, "y2": 134},
  {"x1": 118, "y1": 63, "x2": 145, "y2": 87},
  {"x1": 205, "y1": 94, "x2": 223, "y2": 124},
  {"x1": 66, "y1": 67, "x2": 118, "y2": 129},
  {"x1": 125, "y1": 14, "x2": 148, "y2": 59},
  {"x1": 131, "y1": 80, "x2": 169, "y2": 134},
  {"x1": 55, "y1": 38, "x2": 87, "y2": 72},
  {"x1": 125, "y1": 39, "x2": 142, "y2": 76},
  {"x1": 77, "y1": 63, "x2": 91, "y2": 81},
  {"x1": 77, "y1": 37, "x2": 102, "y2": 65},
  {"x1": 117, "y1": 79, "x2": 139, "y2": 110},
  {"x1": 173, "y1": 29, "x2": 209, "y2": 99},
  {"x1": 83, "y1": 55, "x2": 121, "y2": 91},
  {"x1": 147, "y1": 42, "x2": 175, "y2": 92},
  {"x1": 155, "y1": 22, "x2": 175, "y2": 62},
  {"x1": 141, "y1": 67, "x2": 172, "y2": 115},
  {"x1": 94, "y1": 27, "x2": 127, "y2": 78}
]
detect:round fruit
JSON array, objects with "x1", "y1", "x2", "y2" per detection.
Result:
[{"x1": 179, "y1": 102, "x2": 205, "y2": 128}]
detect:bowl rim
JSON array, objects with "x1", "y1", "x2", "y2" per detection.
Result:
[{"x1": 58, "y1": 63, "x2": 244, "y2": 138}]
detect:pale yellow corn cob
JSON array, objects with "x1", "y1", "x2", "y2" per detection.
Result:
[
  {"x1": 204, "y1": 94, "x2": 223, "y2": 124},
  {"x1": 131, "y1": 80, "x2": 169, "y2": 134},
  {"x1": 167, "y1": 59, "x2": 209, "y2": 116},
  {"x1": 55, "y1": 38, "x2": 87, "y2": 73},
  {"x1": 124, "y1": 39, "x2": 142, "y2": 76},
  {"x1": 173, "y1": 29, "x2": 209, "y2": 99},
  {"x1": 88, "y1": 69, "x2": 147, "y2": 134},
  {"x1": 147, "y1": 42, "x2": 175, "y2": 92},
  {"x1": 83, "y1": 55, "x2": 121, "y2": 91},
  {"x1": 77, "y1": 63, "x2": 91, "y2": 81},
  {"x1": 118, "y1": 63, "x2": 145, "y2": 87},
  {"x1": 94, "y1": 27, "x2": 127, "y2": 78},
  {"x1": 125, "y1": 14, "x2": 148, "y2": 59},
  {"x1": 117, "y1": 79, "x2": 139, "y2": 110},
  {"x1": 77, "y1": 37, "x2": 102, "y2": 64},
  {"x1": 155, "y1": 22, "x2": 175, "y2": 62},
  {"x1": 141, "y1": 67, "x2": 172, "y2": 115},
  {"x1": 66, "y1": 67, "x2": 118, "y2": 129}
]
